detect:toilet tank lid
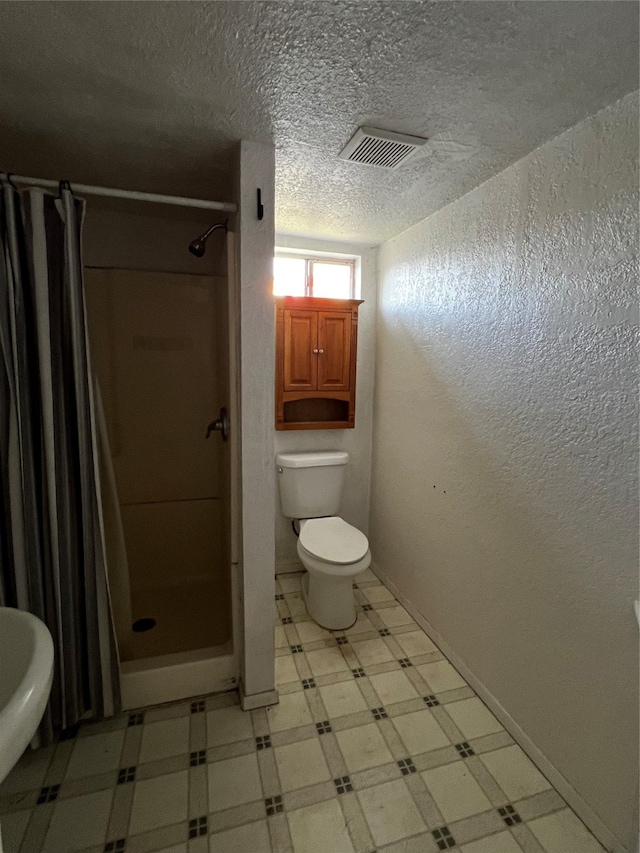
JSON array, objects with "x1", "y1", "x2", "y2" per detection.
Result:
[{"x1": 276, "y1": 451, "x2": 348, "y2": 469}]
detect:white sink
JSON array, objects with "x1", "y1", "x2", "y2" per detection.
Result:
[{"x1": 0, "y1": 607, "x2": 54, "y2": 786}]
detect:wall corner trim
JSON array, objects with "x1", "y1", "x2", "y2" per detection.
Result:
[
  {"x1": 239, "y1": 680, "x2": 279, "y2": 711},
  {"x1": 370, "y1": 561, "x2": 628, "y2": 853}
]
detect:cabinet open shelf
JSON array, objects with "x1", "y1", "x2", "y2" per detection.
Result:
[
  {"x1": 275, "y1": 297, "x2": 363, "y2": 430},
  {"x1": 282, "y1": 397, "x2": 350, "y2": 429}
]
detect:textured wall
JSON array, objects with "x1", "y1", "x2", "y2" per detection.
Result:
[
  {"x1": 370, "y1": 93, "x2": 639, "y2": 847},
  {"x1": 273, "y1": 237, "x2": 377, "y2": 571},
  {"x1": 236, "y1": 140, "x2": 277, "y2": 704},
  {"x1": 83, "y1": 198, "x2": 228, "y2": 278}
]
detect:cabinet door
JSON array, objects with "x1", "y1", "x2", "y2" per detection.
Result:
[
  {"x1": 283, "y1": 309, "x2": 317, "y2": 391},
  {"x1": 317, "y1": 311, "x2": 351, "y2": 391}
]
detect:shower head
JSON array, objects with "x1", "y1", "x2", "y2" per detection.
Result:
[
  {"x1": 188, "y1": 220, "x2": 228, "y2": 257},
  {"x1": 188, "y1": 237, "x2": 207, "y2": 258}
]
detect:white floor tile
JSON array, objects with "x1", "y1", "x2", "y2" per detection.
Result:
[
  {"x1": 444, "y1": 698, "x2": 503, "y2": 739},
  {"x1": 422, "y1": 761, "x2": 491, "y2": 823},
  {"x1": 129, "y1": 770, "x2": 189, "y2": 835},
  {"x1": 138, "y1": 717, "x2": 189, "y2": 764},
  {"x1": 336, "y1": 723, "x2": 394, "y2": 772},
  {"x1": 354, "y1": 569, "x2": 378, "y2": 583},
  {"x1": 363, "y1": 585, "x2": 395, "y2": 603},
  {"x1": 0, "y1": 745, "x2": 53, "y2": 794},
  {"x1": 288, "y1": 798, "x2": 355, "y2": 853},
  {"x1": 276, "y1": 654, "x2": 300, "y2": 685},
  {"x1": 65, "y1": 730, "x2": 125, "y2": 779},
  {"x1": 528, "y1": 809, "x2": 604, "y2": 853},
  {"x1": 9, "y1": 575, "x2": 604, "y2": 853},
  {"x1": 351, "y1": 637, "x2": 395, "y2": 667},
  {"x1": 358, "y1": 778, "x2": 426, "y2": 846},
  {"x1": 208, "y1": 753, "x2": 263, "y2": 812},
  {"x1": 416, "y1": 660, "x2": 467, "y2": 693},
  {"x1": 207, "y1": 704, "x2": 254, "y2": 746},
  {"x1": 42, "y1": 789, "x2": 113, "y2": 852},
  {"x1": 319, "y1": 680, "x2": 368, "y2": 718},
  {"x1": 392, "y1": 709, "x2": 450, "y2": 755},
  {"x1": 344, "y1": 613, "x2": 376, "y2": 635},
  {"x1": 0, "y1": 810, "x2": 32, "y2": 853},
  {"x1": 209, "y1": 818, "x2": 272, "y2": 852},
  {"x1": 275, "y1": 737, "x2": 331, "y2": 791},
  {"x1": 378, "y1": 606, "x2": 415, "y2": 628},
  {"x1": 267, "y1": 691, "x2": 312, "y2": 732},
  {"x1": 480, "y1": 745, "x2": 551, "y2": 800},
  {"x1": 460, "y1": 830, "x2": 524, "y2": 852},
  {"x1": 306, "y1": 646, "x2": 350, "y2": 677},
  {"x1": 296, "y1": 620, "x2": 333, "y2": 643},
  {"x1": 395, "y1": 631, "x2": 438, "y2": 658},
  {"x1": 285, "y1": 592, "x2": 307, "y2": 616},
  {"x1": 369, "y1": 670, "x2": 419, "y2": 705}
]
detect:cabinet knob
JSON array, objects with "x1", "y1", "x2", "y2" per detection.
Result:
[
  {"x1": 312, "y1": 348, "x2": 319, "y2": 353},
  {"x1": 318, "y1": 349, "x2": 324, "y2": 354}
]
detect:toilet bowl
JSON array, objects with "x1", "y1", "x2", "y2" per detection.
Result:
[{"x1": 297, "y1": 517, "x2": 371, "y2": 630}]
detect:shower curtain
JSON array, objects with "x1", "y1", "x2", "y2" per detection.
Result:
[{"x1": 0, "y1": 179, "x2": 120, "y2": 742}]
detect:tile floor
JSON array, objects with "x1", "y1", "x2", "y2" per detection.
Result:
[{"x1": 0, "y1": 570, "x2": 605, "y2": 853}]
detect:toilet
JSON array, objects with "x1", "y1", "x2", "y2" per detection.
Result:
[{"x1": 276, "y1": 451, "x2": 371, "y2": 630}]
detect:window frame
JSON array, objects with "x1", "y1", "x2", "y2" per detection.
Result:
[{"x1": 274, "y1": 253, "x2": 356, "y2": 300}]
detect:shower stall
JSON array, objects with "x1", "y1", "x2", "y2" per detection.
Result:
[
  {"x1": 9, "y1": 141, "x2": 277, "y2": 715},
  {"x1": 85, "y1": 227, "x2": 239, "y2": 709}
]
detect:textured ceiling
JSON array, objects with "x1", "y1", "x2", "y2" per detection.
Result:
[{"x1": 0, "y1": 1, "x2": 637, "y2": 243}]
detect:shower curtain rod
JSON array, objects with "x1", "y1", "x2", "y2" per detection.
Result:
[{"x1": 7, "y1": 174, "x2": 237, "y2": 213}]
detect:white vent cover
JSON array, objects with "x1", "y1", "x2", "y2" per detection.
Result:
[{"x1": 339, "y1": 126, "x2": 427, "y2": 169}]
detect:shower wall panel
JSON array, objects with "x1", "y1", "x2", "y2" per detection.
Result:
[{"x1": 86, "y1": 268, "x2": 230, "y2": 660}]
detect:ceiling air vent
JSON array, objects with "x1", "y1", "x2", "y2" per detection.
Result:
[{"x1": 339, "y1": 126, "x2": 427, "y2": 169}]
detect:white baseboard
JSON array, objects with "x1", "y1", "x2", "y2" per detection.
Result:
[
  {"x1": 239, "y1": 680, "x2": 279, "y2": 711},
  {"x1": 371, "y1": 562, "x2": 625, "y2": 853}
]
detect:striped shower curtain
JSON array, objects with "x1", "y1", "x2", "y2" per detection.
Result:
[{"x1": 0, "y1": 180, "x2": 120, "y2": 742}]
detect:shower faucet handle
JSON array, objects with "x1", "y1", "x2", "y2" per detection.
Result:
[{"x1": 205, "y1": 407, "x2": 230, "y2": 442}]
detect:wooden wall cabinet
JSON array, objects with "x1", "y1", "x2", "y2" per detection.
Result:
[{"x1": 276, "y1": 296, "x2": 363, "y2": 430}]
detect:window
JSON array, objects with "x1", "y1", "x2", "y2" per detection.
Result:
[{"x1": 273, "y1": 255, "x2": 355, "y2": 299}]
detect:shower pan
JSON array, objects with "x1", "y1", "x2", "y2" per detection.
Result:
[{"x1": 85, "y1": 237, "x2": 238, "y2": 708}]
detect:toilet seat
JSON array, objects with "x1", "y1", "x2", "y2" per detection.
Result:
[
  {"x1": 299, "y1": 516, "x2": 369, "y2": 564},
  {"x1": 296, "y1": 517, "x2": 372, "y2": 629}
]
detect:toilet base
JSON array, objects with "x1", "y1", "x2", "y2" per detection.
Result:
[{"x1": 301, "y1": 571, "x2": 357, "y2": 632}]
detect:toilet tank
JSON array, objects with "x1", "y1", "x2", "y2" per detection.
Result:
[{"x1": 276, "y1": 451, "x2": 348, "y2": 519}]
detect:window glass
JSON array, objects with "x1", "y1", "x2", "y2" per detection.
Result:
[
  {"x1": 273, "y1": 255, "x2": 355, "y2": 298},
  {"x1": 273, "y1": 257, "x2": 306, "y2": 296},
  {"x1": 311, "y1": 262, "x2": 353, "y2": 299}
]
